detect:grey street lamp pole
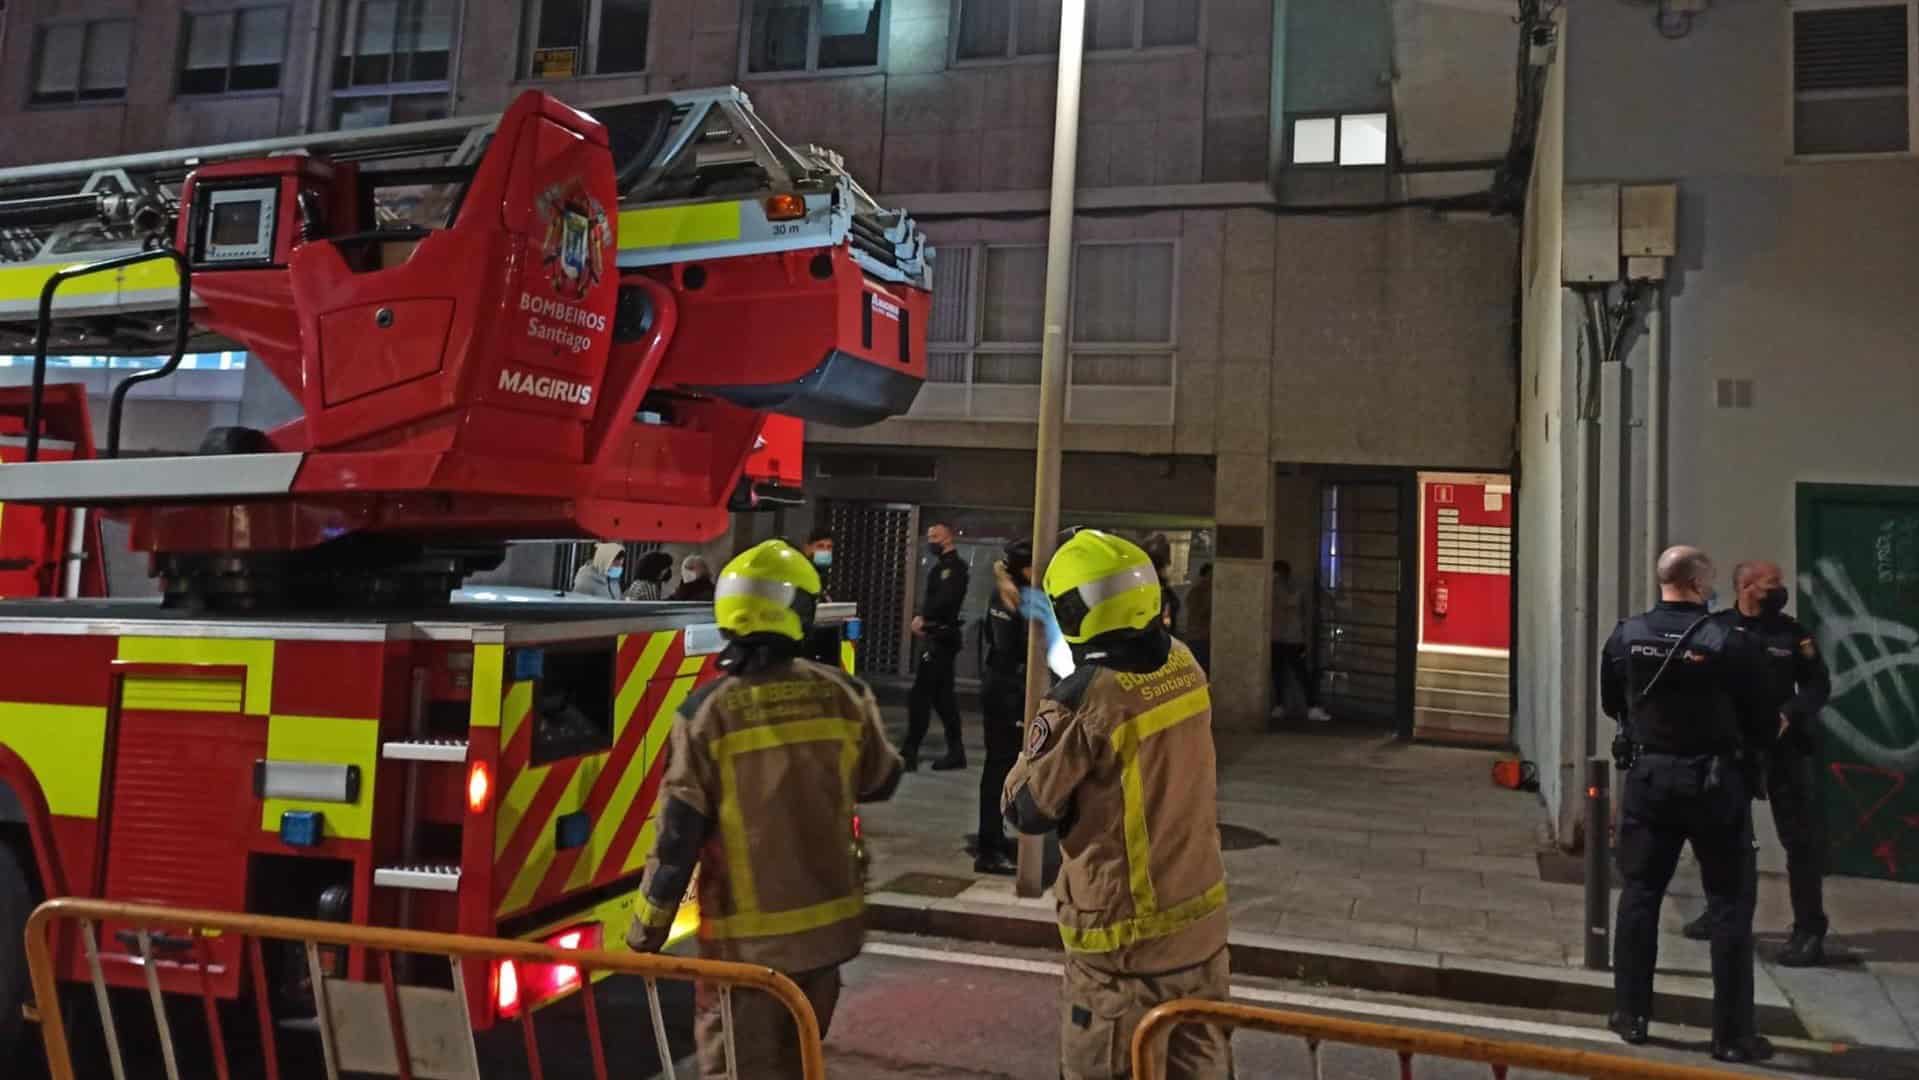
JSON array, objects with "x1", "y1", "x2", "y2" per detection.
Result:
[{"x1": 1016, "y1": 0, "x2": 1087, "y2": 899}]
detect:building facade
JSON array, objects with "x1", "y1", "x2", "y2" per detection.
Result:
[
  {"x1": 1516, "y1": 1, "x2": 1919, "y2": 872},
  {"x1": 1, "y1": 1, "x2": 1527, "y2": 735}
]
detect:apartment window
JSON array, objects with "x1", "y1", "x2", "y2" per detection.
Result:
[
  {"x1": 1289, "y1": 112, "x2": 1391, "y2": 167},
  {"x1": 29, "y1": 20, "x2": 133, "y2": 106},
  {"x1": 919, "y1": 241, "x2": 1176, "y2": 424},
  {"x1": 1791, "y1": 1, "x2": 1915, "y2": 156},
  {"x1": 521, "y1": 0, "x2": 650, "y2": 79},
  {"x1": 744, "y1": 0, "x2": 884, "y2": 75},
  {"x1": 180, "y1": 7, "x2": 290, "y2": 96},
  {"x1": 954, "y1": 0, "x2": 1199, "y2": 61},
  {"x1": 332, "y1": 0, "x2": 458, "y2": 129}
]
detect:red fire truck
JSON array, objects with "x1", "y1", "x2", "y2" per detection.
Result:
[{"x1": 0, "y1": 86, "x2": 928, "y2": 1047}]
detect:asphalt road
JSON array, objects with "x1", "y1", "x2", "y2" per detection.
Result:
[{"x1": 22, "y1": 931, "x2": 1913, "y2": 1079}]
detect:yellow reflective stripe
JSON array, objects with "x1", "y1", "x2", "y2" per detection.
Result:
[
  {"x1": 1107, "y1": 687, "x2": 1211, "y2": 917},
  {"x1": 712, "y1": 717, "x2": 864, "y2": 918},
  {"x1": 615, "y1": 668, "x2": 703, "y2": 879},
  {"x1": 0, "y1": 703, "x2": 107, "y2": 816},
  {"x1": 116, "y1": 636, "x2": 274, "y2": 715},
  {"x1": 470, "y1": 644, "x2": 504, "y2": 728},
  {"x1": 633, "y1": 892, "x2": 676, "y2": 928},
  {"x1": 1059, "y1": 880, "x2": 1228, "y2": 954},
  {"x1": 1114, "y1": 737, "x2": 1157, "y2": 915},
  {"x1": 839, "y1": 640, "x2": 855, "y2": 675},
  {"x1": 701, "y1": 892, "x2": 865, "y2": 940},
  {"x1": 259, "y1": 715, "x2": 380, "y2": 840},
  {"x1": 617, "y1": 201, "x2": 742, "y2": 250},
  {"x1": 0, "y1": 258, "x2": 181, "y2": 303}
]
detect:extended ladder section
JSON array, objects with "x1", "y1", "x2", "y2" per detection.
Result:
[
  {"x1": 0, "y1": 90, "x2": 931, "y2": 605},
  {"x1": 0, "y1": 86, "x2": 928, "y2": 352}
]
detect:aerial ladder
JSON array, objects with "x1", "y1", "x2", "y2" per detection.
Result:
[{"x1": 0, "y1": 86, "x2": 929, "y2": 1045}]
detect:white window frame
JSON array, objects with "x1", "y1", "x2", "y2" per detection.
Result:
[
  {"x1": 1785, "y1": 0, "x2": 1919, "y2": 162},
  {"x1": 26, "y1": 18, "x2": 134, "y2": 109},
  {"x1": 177, "y1": 5, "x2": 292, "y2": 99},
  {"x1": 920, "y1": 239, "x2": 1179, "y2": 425},
  {"x1": 740, "y1": 0, "x2": 889, "y2": 81},
  {"x1": 949, "y1": 0, "x2": 1205, "y2": 67},
  {"x1": 1286, "y1": 111, "x2": 1393, "y2": 169},
  {"x1": 517, "y1": 0, "x2": 652, "y2": 82},
  {"x1": 330, "y1": 0, "x2": 464, "y2": 129}
]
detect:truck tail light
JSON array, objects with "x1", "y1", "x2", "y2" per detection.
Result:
[
  {"x1": 764, "y1": 193, "x2": 806, "y2": 221},
  {"x1": 494, "y1": 959, "x2": 521, "y2": 1018},
  {"x1": 467, "y1": 762, "x2": 491, "y2": 814}
]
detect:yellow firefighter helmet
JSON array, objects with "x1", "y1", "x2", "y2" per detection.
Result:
[
  {"x1": 1043, "y1": 529, "x2": 1162, "y2": 644},
  {"x1": 714, "y1": 539, "x2": 822, "y2": 642}
]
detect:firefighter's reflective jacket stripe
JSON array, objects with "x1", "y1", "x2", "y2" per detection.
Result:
[
  {"x1": 493, "y1": 631, "x2": 707, "y2": 915},
  {"x1": 709, "y1": 716, "x2": 864, "y2": 938},
  {"x1": 1101, "y1": 685, "x2": 1217, "y2": 950}
]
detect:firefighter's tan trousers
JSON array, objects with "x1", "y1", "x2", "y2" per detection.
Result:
[
  {"x1": 1061, "y1": 947, "x2": 1232, "y2": 1080},
  {"x1": 693, "y1": 964, "x2": 840, "y2": 1080}
]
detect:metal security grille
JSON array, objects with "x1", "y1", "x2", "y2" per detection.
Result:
[
  {"x1": 1316, "y1": 480, "x2": 1404, "y2": 723},
  {"x1": 827, "y1": 500, "x2": 916, "y2": 676}
]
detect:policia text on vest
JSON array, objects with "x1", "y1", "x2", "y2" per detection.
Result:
[
  {"x1": 1599, "y1": 546, "x2": 1776, "y2": 1065},
  {"x1": 1003, "y1": 530, "x2": 1232, "y2": 1080}
]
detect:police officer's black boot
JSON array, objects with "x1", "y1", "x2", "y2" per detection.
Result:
[
  {"x1": 1681, "y1": 911, "x2": 1710, "y2": 941},
  {"x1": 1712, "y1": 1035, "x2": 1774, "y2": 1063},
  {"x1": 1606, "y1": 1012, "x2": 1649, "y2": 1045},
  {"x1": 1778, "y1": 928, "x2": 1827, "y2": 967}
]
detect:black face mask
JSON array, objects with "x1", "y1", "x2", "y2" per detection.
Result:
[
  {"x1": 927, "y1": 542, "x2": 944, "y2": 558},
  {"x1": 1760, "y1": 586, "x2": 1789, "y2": 616}
]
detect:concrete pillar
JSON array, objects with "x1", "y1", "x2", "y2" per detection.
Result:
[
  {"x1": 1206, "y1": 207, "x2": 1279, "y2": 732},
  {"x1": 1210, "y1": 454, "x2": 1276, "y2": 731}
]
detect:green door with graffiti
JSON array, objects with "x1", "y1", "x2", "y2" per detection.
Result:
[{"x1": 1797, "y1": 483, "x2": 1919, "y2": 882}]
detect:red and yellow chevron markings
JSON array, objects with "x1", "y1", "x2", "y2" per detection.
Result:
[{"x1": 493, "y1": 631, "x2": 714, "y2": 915}]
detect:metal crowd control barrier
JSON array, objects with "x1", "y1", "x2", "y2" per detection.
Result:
[
  {"x1": 1131, "y1": 999, "x2": 1761, "y2": 1080},
  {"x1": 26, "y1": 897, "x2": 826, "y2": 1080}
]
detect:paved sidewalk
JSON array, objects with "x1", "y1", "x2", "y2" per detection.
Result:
[{"x1": 860, "y1": 709, "x2": 1919, "y2": 1049}]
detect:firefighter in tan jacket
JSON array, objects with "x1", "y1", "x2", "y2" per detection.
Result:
[
  {"x1": 1004, "y1": 529, "x2": 1231, "y2": 1079},
  {"x1": 626, "y1": 539, "x2": 904, "y2": 1078}
]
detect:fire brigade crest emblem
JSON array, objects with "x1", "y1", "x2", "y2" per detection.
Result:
[{"x1": 535, "y1": 179, "x2": 612, "y2": 302}]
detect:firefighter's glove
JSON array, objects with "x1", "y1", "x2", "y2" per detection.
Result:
[
  {"x1": 625, "y1": 916, "x2": 671, "y2": 954},
  {"x1": 1020, "y1": 586, "x2": 1076, "y2": 679}
]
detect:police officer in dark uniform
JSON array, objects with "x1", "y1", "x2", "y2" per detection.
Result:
[
  {"x1": 973, "y1": 538, "x2": 1032, "y2": 875},
  {"x1": 1602, "y1": 545, "x2": 1773, "y2": 1063},
  {"x1": 1682, "y1": 560, "x2": 1833, "y2": 965},
  {"x1": 905, "y1": 520, "x2": 970, "y2": 771}
]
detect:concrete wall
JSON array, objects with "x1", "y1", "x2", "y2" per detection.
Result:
[
  {"x1": 0, "y1": 0, "x2": 322, "y2": 163},
  {"x1": 1519, "y1": 3, "x2": 1919, "y2": 837}
]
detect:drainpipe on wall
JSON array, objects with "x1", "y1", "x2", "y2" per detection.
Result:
[
  {"x1": 297, "y1": 0, "x2": 327, "y2": 133},
  {"x1": 1643, "y1": 281, "x2": 1667, "y2": 608}
]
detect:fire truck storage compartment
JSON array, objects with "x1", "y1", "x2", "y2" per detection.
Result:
[{"x1": 99, "y1": 671, "x2": 262, "y2": 997}]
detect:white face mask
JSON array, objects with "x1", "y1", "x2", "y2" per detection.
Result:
[{"x1": 683, "y1": 569, "x2": 699, "y2": 583}]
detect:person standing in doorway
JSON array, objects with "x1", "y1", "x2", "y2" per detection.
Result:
[
  {"x1": 671, "y1": 554, "x2": 715, "y2": 602},
  {"x1": 1271, "y1": 560, "x2": 1331, "y2": 723},
  {"x1": 974, "y1": 538, "x2": 1032, "y2": 875},
  {"x1": 573, "y1": 542, "x2": 626, "y2": 599},
  {"x1": 1683, "y1": 559, "x2": 1833, "y2": 965},
  {"x1": 1602, "y1": 546, "x2": 1773, "y2": 1063},
  {"x1": 1184, "y1": 563, "x2": 1213, "y2": 672},
  {"x1": 905, "y1": 520, "x2": 969, "y2": 771}
]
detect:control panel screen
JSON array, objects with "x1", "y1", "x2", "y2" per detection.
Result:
[{"x1": 200, "y1": 187, "x2": 277, "y2": 264}]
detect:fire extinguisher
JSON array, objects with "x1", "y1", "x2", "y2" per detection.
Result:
[{"x1": 1432, "y1": 578, "x2": 1449, "y2": 618}]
